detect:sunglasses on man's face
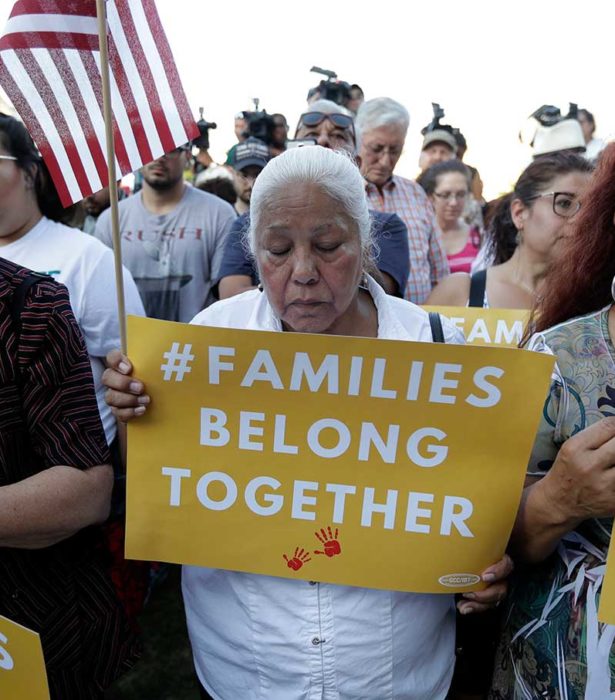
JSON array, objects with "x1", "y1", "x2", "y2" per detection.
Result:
[
  {"x1": 166, "y1": 145, "x2": 190, "y2": 156},
  {"x1": 296, "y1": 112, "x2": 355, "y2": 135}
]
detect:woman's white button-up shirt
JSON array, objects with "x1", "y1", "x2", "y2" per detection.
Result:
[{"x1": 185, "y1": 277, "x2": 464, "y2": 699}]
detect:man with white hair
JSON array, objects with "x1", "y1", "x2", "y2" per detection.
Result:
[{"x1": 356, "y1": 97, "x2": 449, "y2": 303}]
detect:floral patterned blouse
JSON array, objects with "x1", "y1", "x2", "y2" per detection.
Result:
[{"x1": 490, "y1": 306, "x2": 615, "y2": 699}]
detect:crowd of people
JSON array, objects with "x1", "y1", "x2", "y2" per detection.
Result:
[{"x1": 0, "y1": 84, "x2": 613, "y2": 699}]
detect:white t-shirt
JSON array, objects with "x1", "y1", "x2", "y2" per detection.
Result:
[
  {"x1": 0, "y1": 217, "x2": 145, "y2": 443},
  {"x1": 184, "y1": 278, "x2": 463, "y2": 700}
]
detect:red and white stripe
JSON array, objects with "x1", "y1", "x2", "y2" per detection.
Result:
[{"x1": 0, "y1": 0, "x2": 198, "y2": 207}]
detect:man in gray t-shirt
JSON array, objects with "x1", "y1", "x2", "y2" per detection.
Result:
[{"x1": 95, "y1": 146, "x2": 236, "y2": 322}]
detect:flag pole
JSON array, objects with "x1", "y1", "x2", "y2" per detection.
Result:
[{"x1": 95, "y1": 0, "x2": 127, "y2": 354}]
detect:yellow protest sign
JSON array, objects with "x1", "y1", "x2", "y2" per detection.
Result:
[
  {"x1": 125, "y1": 316, "x2": 553, "y2": 593},
  {"x1": 423, "y1": 306, "x2": 530, "y2": 347},
  {"x1": 0, "y1": 615, "x2": 49, "y2": 700},
  {"x1": 599, "y1": 546, "x2": 615, "y2": 623}
]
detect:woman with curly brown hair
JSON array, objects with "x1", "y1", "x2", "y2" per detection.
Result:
[{"x1": 490, "y1": 143, "x2": 615, "y2": 698}]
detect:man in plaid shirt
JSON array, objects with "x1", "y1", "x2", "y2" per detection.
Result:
[{"x1": 356, "y1": 98, "x2": 450, "y2": 303}]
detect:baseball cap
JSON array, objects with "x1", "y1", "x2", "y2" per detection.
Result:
[
  {"x1": 231, "y1": 137, "x2": 270, "y2": 171},
  {"x1": 532, "y1": 119, "x2": 586, "y2": 157},
  {"x1": 421, "y1": 129, "x2": 457, "y2": 152},
  {"x1": 194, "y1": 165, "x2": 234, "y2": 189}
]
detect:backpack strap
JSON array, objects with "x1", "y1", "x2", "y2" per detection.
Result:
[
  {"x1": 428, "y1": 311, "x2": 445, "y2": 343},
  {"x1": 10, "y1": 272, "x2": 47, "y2": 337},
  {"x1": 468, "y1": 269, "x2": 487, "y2": 308}
]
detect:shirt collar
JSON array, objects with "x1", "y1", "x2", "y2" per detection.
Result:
[
  {"x1": 365, "y1": 176, "x2": 397, "y2": 194},
  {"x1": 246, "y1": 275, "x2": 411, "y2": 341},
  {"x1": 366, "y1": 274, "x2": 415, "y2": 340}
]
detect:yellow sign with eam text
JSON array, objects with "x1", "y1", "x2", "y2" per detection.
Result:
[
  {"x1": 423, "y1": 306, "x2": 530, "y2": 347},
  {"x1": 0, "y1": 615, "x2": 49, "y2": 700},
  {"x1": 125, "y1": 316, "x2": 553, "y2": 594}
]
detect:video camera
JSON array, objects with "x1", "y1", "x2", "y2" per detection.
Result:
[
  {"x1": 529, "y1": 103, "x2": 578, "y2": 127},
  {"x1": 246, "y1": 113, "x2": 276, "y2": 146},
  {"x1": 193, "y1": 107, "x2": 217, "y2": 150},
  {"x1": 519, "y1": 103, "x2": 581, "y2": 148},
  {"x1": 421, "y1": 103, "x2": 455, "y2": 136},
  {"x1": 237, "y1": 99, "x2": 276, "y2": 147},
  {"x1": 309, "y1": 66, "x2": 352, "y2": 107}
]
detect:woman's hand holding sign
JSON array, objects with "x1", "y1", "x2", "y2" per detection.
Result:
[
  {"x1": 457, "y1": 554, "x2": 513, "y2": 614},
  {"x1": 103, "y1": 350, "x2": 150, "y2": 422}
]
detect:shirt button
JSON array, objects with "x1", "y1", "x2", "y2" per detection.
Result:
[{"x1": 311, "y1": 637, "x2": 321, "y2": 646}]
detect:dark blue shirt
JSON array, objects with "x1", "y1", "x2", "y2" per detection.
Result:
[{"x1": 215, "y1": 210, "x2": 410, "y2": 297}]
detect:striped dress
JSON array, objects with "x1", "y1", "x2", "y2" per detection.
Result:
[{"x1": 0, "y1": 258, "x2": 139, "y2": 699}]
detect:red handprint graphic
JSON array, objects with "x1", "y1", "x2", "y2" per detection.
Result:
[
  {"x1": 283, "y1": 547, "x2": 311, "y2": 571},
  {"x1": 314, "y1": 526, "x2": 342, "y2": 558}
]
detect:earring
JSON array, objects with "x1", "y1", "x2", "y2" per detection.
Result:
[
  {"x1": 611, "y1": 275, "x2": 615, "y2": 303},
  {"x1": 515, "y1": 227, "x2": 524, "y2": 245}
]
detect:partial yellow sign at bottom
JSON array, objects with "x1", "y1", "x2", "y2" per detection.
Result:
[
  {"x1": 0, "y1": 615, "x2": 49, "y2": 700},
  {"x1": 599, "y1": 543, "x2": 615, "y2": 624}
]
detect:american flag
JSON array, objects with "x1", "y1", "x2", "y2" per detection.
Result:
[{"x1": 0, "y1": 0, "x2": 198, "y2": 207}]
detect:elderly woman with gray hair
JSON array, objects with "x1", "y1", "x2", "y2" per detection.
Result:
[{"x1": 103, "y1": 145, "x2": 511, "y2": 700}]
